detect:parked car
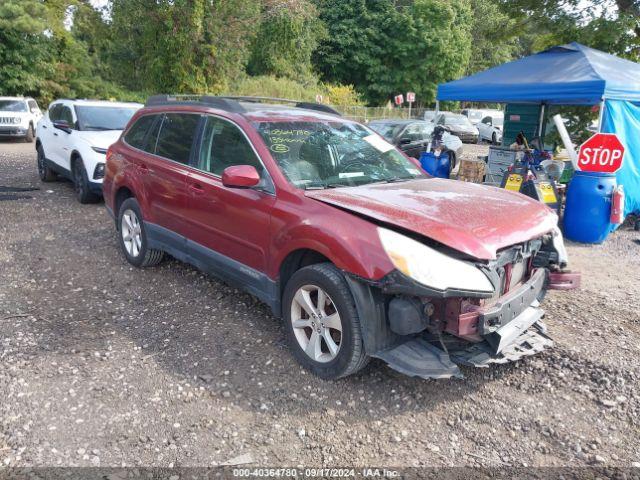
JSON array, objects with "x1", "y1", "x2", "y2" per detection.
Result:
[
  {"x1": 103, "y1": 95, "x2": 578, "y2": 380},
  {"x1": 0, "y1": 96, "x2": 42, "y2": 142},
  {"x1": 461, "y1": 108, "x2": 484, "y2": 125},
  {"x1": 368, "y1": 119, "x2": 463, "y2": 166},
  {"x1": 434, "y1": 112, "x2": 479, "y2": 143},
  {"x1": 477, "y1": 113, "x2": 504, "y2": 144},
  {"x1": 35, "y1": 99, "x2": 142, "y2": 203},
  {"x1": 422, "y1": 110, "x2": 437, "y2": 123}
]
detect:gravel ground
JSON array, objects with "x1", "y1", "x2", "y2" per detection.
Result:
[{"x1": 1, "y1": 140, "x2": 639, "y2": 469}]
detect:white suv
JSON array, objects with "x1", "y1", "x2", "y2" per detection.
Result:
[
  {"x1": 0, "y1": 96, "x2": 42, "y2": 142},
  {"x1": 35, "y1": 99, "x2": 142, "y2": 203}
]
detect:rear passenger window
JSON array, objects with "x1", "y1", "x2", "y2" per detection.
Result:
[
  {"x1": 154, "y1": 113, "x2": 200, "y2": 164},
  {"x1": 124, "y1": 115, "x2": 157, "y2": 151}
]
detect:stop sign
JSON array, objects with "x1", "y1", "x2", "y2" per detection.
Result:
[{"x1": 577, "y1": 133, "x2": 625, "y2": 173}]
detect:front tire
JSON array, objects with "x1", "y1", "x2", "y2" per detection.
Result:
[
  {"x1": 117, "y1": 197, "x2": 164, "y2": 268},
  {"x1": 37, "y1": 144, "x2": 56, "y2": 182},
  {"x1": 492, "y1": 132, "x2": 498, "y2": 145},
  {"x1": 73, "y1": 157, "x2": 99, "y2": 204},
  {"x1": 283, "y1": 263, "x2": 368, "y2": 380}
]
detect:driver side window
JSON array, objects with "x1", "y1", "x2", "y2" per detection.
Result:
[{"x1": 198, "y1": 116, "x2": 264, "y2": 177}]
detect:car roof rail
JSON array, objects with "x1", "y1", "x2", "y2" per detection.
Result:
[
  {"x1": 220, "y1": 96, "x2": 342, "y2": 116},
  {"x1": 144, "y1": 94, "x2": 246, "y2": 113}
]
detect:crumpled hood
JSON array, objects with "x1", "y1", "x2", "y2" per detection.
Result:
[
  {"x1": 75, "y1": 130, "x2": 122, "y2": 150},
  {"x1": 305, "y1": 179, "x2": 558, "y2": 260}
]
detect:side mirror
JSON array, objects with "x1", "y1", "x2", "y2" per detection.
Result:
[
  {"x1": 222, "y1": 165, "x2": 261, "y2": 188},
  {"x1": 53, "y1": 120, "x2": 72, "y2": 133},
  {"x1": 399, "y1": 137, "x2": 412, "y2": 145}
]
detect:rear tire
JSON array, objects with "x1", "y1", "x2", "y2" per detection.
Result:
[
  {"x1": 73, "y1": 157, "x2": 99, "y2": 204},
  {"x1": 492, "y1": 132, "x2": 498, "y2": 145},
  {"x1": 282, "y1": 263, "x2": 369, "y2": 380},
  {"x1": 25, "y1": 125, "x2": 34, "y2": 143},
  {"x1": 117, "y1": 197, "x2": 164, "y2": 268},
  {"x1": 37, "y1": 144, "x2": 56, "y2": 182}
]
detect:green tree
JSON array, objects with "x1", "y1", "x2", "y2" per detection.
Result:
[
  {"x1": 500, "y1": 0, "x2": 639, "y2": 60},
  {"x1": 107, "y1": 0, "x2": 261, "y2": 94},
  {"x1": 0, "y1": 0, "x2": 49, "y2": 96},
  {"x1": 313, "y1": 0, "x2": 473, "y2": 105},
  {"x1": 247, "y1": 0, "x2": 325, "y2": 81},
  {"x1": 467, "y1": 0, "x2": 519, "y2": 74}
]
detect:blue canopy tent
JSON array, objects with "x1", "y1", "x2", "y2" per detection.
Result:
[{"x1": 437, "y1": 42, "x2": 640, "y2": 216}]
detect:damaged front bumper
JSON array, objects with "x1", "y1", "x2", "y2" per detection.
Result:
[{"x1": 363, "y1": 268, "x2": 580, "y2": 380}]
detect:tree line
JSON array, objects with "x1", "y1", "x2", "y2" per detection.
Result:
[{"x1": 1, "y1": 0, "x2": 638, "y2": 107}]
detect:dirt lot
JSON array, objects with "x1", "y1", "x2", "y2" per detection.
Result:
[{"x1": 1, "y1": 141, "x2": 639, "y2": 469}]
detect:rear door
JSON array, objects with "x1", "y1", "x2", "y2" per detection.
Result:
[
  {"x1": 54, "y1": 104, "x2": 76, "y2": 171},
  {"x1": 136, "y1": 112, "x2": 201, "y2": 239},
  {"x1": 40, "y1": 103, "x2": 63, "y2": 165},
  {"x1": 183, "y1": 114, "x2": 275, "y2": 284}
]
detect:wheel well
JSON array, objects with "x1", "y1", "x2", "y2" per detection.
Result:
[
  {"x1": 114, "y1": 187, "x2": 134, "y2": 221},
  {"x1": 70, "y1": 151, "x2": 81, "y2": 174},
  {"x1": 279, "y1": 249, "x2": 331, "y2": 293}
]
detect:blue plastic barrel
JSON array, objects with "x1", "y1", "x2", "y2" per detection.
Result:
[
  {"x1": 563, "y1": 171, "x2": 616, "y2": 243},
  {"x1": 419, "y1": 151, "x2": 450, "y2": 179}
]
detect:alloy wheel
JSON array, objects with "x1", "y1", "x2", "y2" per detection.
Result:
[
  {"x1": 290, "y1": 284, "x2": 342, "y2": 363},
  {"x1": 121, "y1": 209, "x2": 143, "y2": 258}
]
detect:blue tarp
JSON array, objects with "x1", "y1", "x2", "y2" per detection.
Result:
[
  {"x1": 602, "y1": 100, "x2": 640, "y2": 216},
  {"x1": 437, "y1": 43, "x2": 640, "y2": 105}
]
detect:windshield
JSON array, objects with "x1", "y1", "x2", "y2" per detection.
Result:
[
  {"x1": 368, "y1": 122, "x2": 403, "y2": 141},
  {"x1": 447, "y1": 115, "x2": 472, "y2": 126},
  {"x1": 75, "y1": 105, "x2": 140, "y2": 131},
  {"x1": 0, "y1": 100, "x2": 27, "y2": 112},
  {"x1": 255, "y1": 121, "x2": 426, "y2": 189}
]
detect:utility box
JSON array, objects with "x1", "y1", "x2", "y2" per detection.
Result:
[{"x1": 503, "y1": 104, "x2": 544, "y2": 146}]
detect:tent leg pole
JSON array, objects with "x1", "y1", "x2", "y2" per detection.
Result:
[
  {"x1": 597, "y1": 99, "x2": 605, "y2": 132},
  {"x1": 435, "y1": 100, "x2": 440, "y2": 115},
  {"x1": 538, "y1": 103, "x2": 546, "y2": 138}
]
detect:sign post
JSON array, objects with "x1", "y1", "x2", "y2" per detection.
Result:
[
  {"x1": 576, "y1": 133, "x2": 625, "y2": 174},
  {"x1": 406, "y1": 91, "x2": 415, "y2": 118}
]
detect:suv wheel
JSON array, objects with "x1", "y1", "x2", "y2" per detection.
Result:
[
  {"x1": 283, "y1": 263, "x2": 368, "y2": 379},
  {"x1": 37, "y1": 144, "x2": 56, "y2": 182},
  {"x1": 492, "y1": 132, "x2": 498, "y2": 145},
  {"x1": 73, "y1": 157, "x2": 99, "y2": 204},
  {"x1": 25, "y1": 125, "x2": 34, "y2": 143},
  {"x1": 117, "y1": 198, "x2": 164, "y2": 267}
]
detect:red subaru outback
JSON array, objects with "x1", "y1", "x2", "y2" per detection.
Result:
[{"x1": 103, "y1": 96, "x2": 578, "y2": 380}]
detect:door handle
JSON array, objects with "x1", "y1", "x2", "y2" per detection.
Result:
[
  {"x1": 53, "y1": 132, "x2": 58, "y2": 136},
  {"x1": 42, "y1": 125, "x2": 47, "y2": 129},
  {"x1": 188, "y1": 183, "x2": 205, "y2": 194}
]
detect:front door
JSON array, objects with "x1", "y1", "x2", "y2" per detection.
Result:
[{"x1": 183, "y1": 115, "x2": 275, "y2": 292}]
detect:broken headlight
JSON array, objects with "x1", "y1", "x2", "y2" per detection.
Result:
[{"x1": 377, "y1": 227, "x2": 494, "y2": 293}]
